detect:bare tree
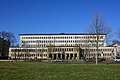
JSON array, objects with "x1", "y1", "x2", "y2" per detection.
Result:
[
  {"x1": 112, "y1": 40, "x2": 120, "y2": 45},
  {"x1": 88, "y1": 13, "x2": 112, "y2": 65},
  {"x1": 118, "y1": 29, "x2": 120, "y2": 39},
  {"x1": 83, "y1": 40, "x2": 91, "y2": 60},
  {"x1": 0, "y1": 31, "x2": 17, "y2": 46}
]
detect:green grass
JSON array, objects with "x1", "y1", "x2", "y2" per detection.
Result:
[{"x1": 0, "y1": 62, "x2": 120, "y2": 80}]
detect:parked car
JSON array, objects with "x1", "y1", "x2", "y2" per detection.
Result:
[{"x1": 53, "y1": 58, "x2": 64, "y2": 62}]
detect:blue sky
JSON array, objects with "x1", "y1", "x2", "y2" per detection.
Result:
[{"x1": 0, "y1": 0, "x2": 120, "y2": 43}]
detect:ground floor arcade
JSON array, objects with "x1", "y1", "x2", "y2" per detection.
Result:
[
  {"x1": 48, "y1": 53, "x2": 80, "y2": 60},
  {"x1": 9, "y1": 46, "x2": 113, "y2": 60}
]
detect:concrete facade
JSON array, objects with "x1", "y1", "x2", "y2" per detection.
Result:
[{"x1": 9, "y1": 33, "x2": 113, "y2": 60}]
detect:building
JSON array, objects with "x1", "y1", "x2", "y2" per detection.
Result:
[
  {"x1": 19, "y1": 33, "x2": 106, "y2": 48},
  {"x1": 9, "y1": 33, "x2": 113, "y2": 60},
  {"x1": 111, "y1": 44, "x2": 120, "y2": 61},
  {"x1": 0, "y1": 38, "x2": 10, "y2": 59}
]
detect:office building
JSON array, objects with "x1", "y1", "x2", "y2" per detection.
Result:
[{"x1": 9, "y1": 33, "x2": 113, "y2": 60}]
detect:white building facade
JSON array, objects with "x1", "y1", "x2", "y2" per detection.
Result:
[
  {"x1": 9, "y1": 33, "x2": 113, "y2": 60},
  {"x1": 19, "y1": 33, "x2": 106, "y2": 48}
]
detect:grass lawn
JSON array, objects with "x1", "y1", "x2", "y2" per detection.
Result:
[{"x1": 0, "y1": 62, "x2": 120, "y2": 80}]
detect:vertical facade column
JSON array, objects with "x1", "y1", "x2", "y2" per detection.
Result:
[
  {"x1": 47, "y1": 53, "x2": 49, "y2": 60},
  {"x1": 61, "y1": 53, "x2": 62, "y2": 59},
  {"x1": 56, "y1": 53, "x2": 58, "y2": 59},
  {"x1": 52, "y1": 54, "x2": 54, "y2": 60},
  {"x1": 68, "y1": 54, "x2": 70, "y2": 60},
  {"x1": 65, "y1": 54, "x2": 67, "y2": 60},
  {"x1": 77, "y1": 52, "x2": 79, "y2": 60},
  {"x1": 73, "y1": 53, "x2": 75, "y2": 60}
]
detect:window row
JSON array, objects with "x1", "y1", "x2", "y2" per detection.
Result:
[
  {"x1": 21, "y1": 36, "x2": 104, "y2": 39},
  {"x1": 11, "y1": 49, "x2": 48, "y2": 52},
  {"x1": 21, "y1": 40, "x2": 104, "y2": 43},
  {"x1": 85, "y1": 53, "x2": 111, "y2": 56},
  {"x1": 89, "y1": 49, "x2": 112, "y2": 52},
  {"x1": 11, "y1": 53, "x2": 47, "y2": 57},
  {"x1": 11, "y1": 48, "x2": 112, "y2": 53},
  {"x1": 21, "y1": 43, "x2": 104, "y2": 48}
]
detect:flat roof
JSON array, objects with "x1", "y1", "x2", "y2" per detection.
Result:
[{"x1": 19, "y1": 33, "x2": 106, "y2": 35}]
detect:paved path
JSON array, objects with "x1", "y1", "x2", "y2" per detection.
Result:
[{"x1": 0, "y1": 60, "x2": 14, "y2": 62}]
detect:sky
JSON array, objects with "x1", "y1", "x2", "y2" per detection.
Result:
[{"x1": 0, "y1": 0, "x2": 120, "y2": 44}]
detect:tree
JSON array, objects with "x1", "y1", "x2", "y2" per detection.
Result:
[
  {"x1": 0, "y1": 31, "x2": 17, "y2": 46},
  {"x1": 83, "y1": 40, "x2": 91, "y2": 60},
  {"x1": 88, "y1": 13, "x2": 112, "y2": 65},
  {"x1": 111, "y1": 29, "x2": 120, "y2": 45},
  {"x1": 112, "y1": 40, "x2": 120, "y2": 45},
  {"x1": 118, "y1": 29, "x2": 120, "y2": 39}
]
